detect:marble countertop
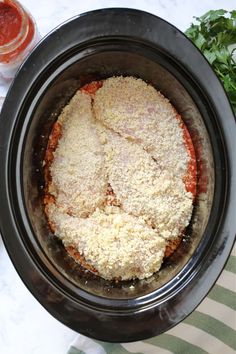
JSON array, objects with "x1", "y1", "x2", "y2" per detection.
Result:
[{"x1": 0, "y1": 1, "x2": 235, "y2": 354}]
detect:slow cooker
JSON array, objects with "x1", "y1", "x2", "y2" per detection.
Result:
[{"x1": 0, "y1": 8, "x2": 235, "y2": 342}]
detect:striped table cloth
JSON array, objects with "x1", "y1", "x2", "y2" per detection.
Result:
[{"x1": 67, "y1": 245, "x2": 236, "y2": 354}]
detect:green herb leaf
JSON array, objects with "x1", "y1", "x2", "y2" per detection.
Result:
[
  {"x1": 203, "y1": 50, "x2": 217, "y2": 64},
  {"x1": 198, "y1": 9, "x2": 227, "y2": 22},
  {"x1": 195, "y1": 33, "x2": 206, "y2": 49},
  {"x1": 185, "y1": 9, "x2": 236, "y2": 115}
]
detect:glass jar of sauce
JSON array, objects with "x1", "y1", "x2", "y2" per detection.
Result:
[{"x1": 0, "y1": 0, "x2": 40, "y2": 80}]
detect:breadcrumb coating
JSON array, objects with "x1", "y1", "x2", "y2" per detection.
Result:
[{"x1": 44, "y1": 76, "x2": 195, "y2": 280}]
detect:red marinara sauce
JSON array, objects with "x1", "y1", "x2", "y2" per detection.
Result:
[
  {"x1": 0, "y1": 1, "x2": 22, "y2": 46},
  {"x1": 181, "y1": 121, "x2": 197, "y2": 197},
  {"x1": 81, "y1": 80, "x2": 103, "y2": 95},
  {"x1": 0, "y1": 0, "x2": 39, "y2": 79}
]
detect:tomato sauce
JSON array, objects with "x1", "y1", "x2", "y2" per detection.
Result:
[
  {"x1": 0, "y1": 1, "x2": 35, "y2": 64},
  {"x1": 44, "y1": 121, "x2": 62, "y2": 183},
  {"x1": 181, "y1": 122, "x2": 197, "y2": 197},
  {"x1": 81, "y1": 80, "x2": 103, "y2": 95},
  {"x1": 0, "y1": 2, "x2": 22, "y2": 46}
]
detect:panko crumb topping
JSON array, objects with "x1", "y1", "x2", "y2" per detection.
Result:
[{"x1": 45, "y1": 76, "x2": 196, "y2": 280}]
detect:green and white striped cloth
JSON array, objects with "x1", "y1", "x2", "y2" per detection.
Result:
[{"x1": 67, "y1": 245, "x2": 236, "y2": 354}]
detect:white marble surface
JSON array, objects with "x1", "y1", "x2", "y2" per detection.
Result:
[{"x1": 0, "y1": 1, "x2": 235, "y2": 354}]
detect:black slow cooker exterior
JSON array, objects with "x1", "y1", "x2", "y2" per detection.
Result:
[{"x1": 0, "y1": 9, "x2": 235, "y2": 342}]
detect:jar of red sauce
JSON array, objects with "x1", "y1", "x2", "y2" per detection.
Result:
[{"x1": 0, "y1": 0, "x2": 40, "y2": 80}]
